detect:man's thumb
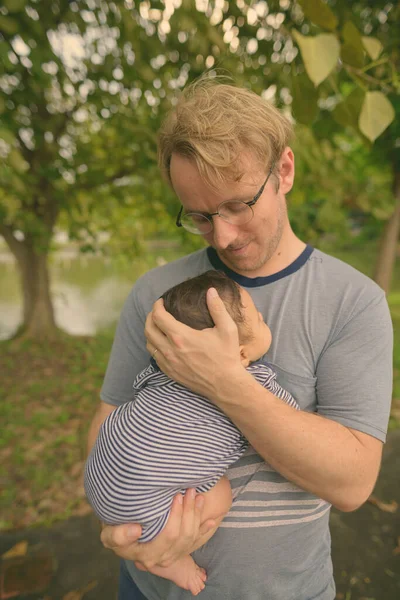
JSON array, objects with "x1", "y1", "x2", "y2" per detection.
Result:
[{"x1": 207, "y1": 287, "x2": 223, "y2": 307}]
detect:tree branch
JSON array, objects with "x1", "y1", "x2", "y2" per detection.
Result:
[
  {"x1": 345, "y1": 65, "x2": 395, "y2": 93},
  {"x1": 0, "y1": 223, "x2": 25, "y2": 261}
]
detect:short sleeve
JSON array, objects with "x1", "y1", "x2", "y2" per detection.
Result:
[
  {"x1": 316, "y1": 292, "x2": 393, "y2": 442},
  {"x1": 100, "y1": 287, "x2": 150, "y2": 406}
]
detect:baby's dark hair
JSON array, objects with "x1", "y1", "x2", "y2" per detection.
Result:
[{"x1": 161, "y1": 270, "x2": 253, "y2": 342}]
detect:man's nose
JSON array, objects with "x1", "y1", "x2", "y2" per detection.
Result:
[{"x1": 211, "y1": 216, "x2": 238, "y2": 249}]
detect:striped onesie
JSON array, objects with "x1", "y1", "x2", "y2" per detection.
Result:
[{"x1": 84, "y1": 360, "x2": 299, "y2": 542}]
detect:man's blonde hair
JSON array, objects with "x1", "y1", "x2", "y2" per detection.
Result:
[{"x1": 158, "y1": 77, "x2": 293, "y2": 190}]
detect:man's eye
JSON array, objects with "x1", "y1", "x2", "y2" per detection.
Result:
[
  {"x1": 224, "y1": 202, "x2": 248, "y2": 214},
  {"x1": 190, "y1": 214, "x2": 208, "y2": 224}
]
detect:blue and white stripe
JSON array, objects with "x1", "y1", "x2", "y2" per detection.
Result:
[{"x1": 85, "y1": 362, "x2": 298, "y2": 541}]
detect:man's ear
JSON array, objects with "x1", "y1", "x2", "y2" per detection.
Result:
[
  {"x1": 240, "y1": 345, "x2": 250, "y2": 368},
  {"x1": 278, "y1": 147, "x2": 295, "y2": 195}
]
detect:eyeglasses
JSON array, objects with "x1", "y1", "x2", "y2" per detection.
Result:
[{"x1": 176, "y1": 165, "x2": 275, "y2": 235}]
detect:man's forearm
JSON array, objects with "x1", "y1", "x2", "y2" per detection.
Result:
[{"x1": 209, "y1": 370, "x2": 382, "y2": 512}]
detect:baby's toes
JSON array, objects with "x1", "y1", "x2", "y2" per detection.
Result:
[{"x1": 191, "y1": 579, "x2": 206, "y2": 596}]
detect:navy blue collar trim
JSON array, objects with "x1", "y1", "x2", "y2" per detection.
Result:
[{"x1": 206, "y1": 245, "x2": 314, "y2": 287}]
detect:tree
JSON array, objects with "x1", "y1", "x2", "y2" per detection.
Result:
[
  {"x1": 1, "y1": 0, "x2": 398, "y2": 339},
  {"x1": 0, "y1": 0, "x2": 232, "y2": 338}
]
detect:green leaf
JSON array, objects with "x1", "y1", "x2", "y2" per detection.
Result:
[
  {"x1": 359, "y1": 91, "x2": 395, "y2": 142},
  {"x1": 292, "y1": 31, "x2": 340, "y2": 87},
  {"x1": 341, "y1": 42, "x2": 364, "y2": 68},
  {"x1": 342, "y1": 21, "x2": 363, "y2": 48},
  {"x1": 362, "y1": 36, "x2": 383, "y2": 61},
  {"x1": 341, "y1": 21, "x2": 364, "y2": 68},
  {"x1": 298, "y1": 0, "x2": 338, "y2": 31},
  {"x1": 0, "y1": 97, "x2": 5, "y2": 114},
  {"x1": 332, "y1": 88, "x2": 365, "y2": 131},
  {"x1": 3, "y1": 0, "x2": 26, "y2": 12},
  {"x1": 0, "y1": 15, "x2": 19, "y2": 34},
  {"x1": 291, "y1": 72, "x2": 319, "y2": 125}
]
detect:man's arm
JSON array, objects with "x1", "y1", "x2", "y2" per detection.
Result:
[
  {"x1": 206, "y1": 371, "x2": 382, "y2": 511},
  {"x1": 146, "y1": 288, "x2": 391, "y2": 512}
]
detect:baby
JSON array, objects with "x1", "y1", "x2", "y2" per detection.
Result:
[{"x1": 85, "y1": 270, "x2": 299, "y2": 595}]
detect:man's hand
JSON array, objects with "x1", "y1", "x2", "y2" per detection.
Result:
[
  {"x1": 100, "y1": 489, "x2": 216, "y2": 569},
  {"x1": 145, "y1": 287, "x2": 244, "y2": 397}
]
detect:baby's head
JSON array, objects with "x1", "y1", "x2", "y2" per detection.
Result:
[{"x1": 161, "y1": 270, "x2": 271, "y2": 367}]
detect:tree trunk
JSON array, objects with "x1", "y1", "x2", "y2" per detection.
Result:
[
  {"x1": 373, "y1": 169, "x2": 400, "y2": 295},
  {"x1": 18, "y1": 243, "x2": 58, "y2": 338},
  {"x1": 0, "y1": 227, "x2": 58, "y2": 339}
]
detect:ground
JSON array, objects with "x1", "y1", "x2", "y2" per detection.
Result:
[
  {"x1": 332, "y1": 429, "x2": 400, "y2": 600},
  {"x1": 0, "y1": 334, "x2": 113, "y2": 531},
  {"x1": 1, "y1": 431, "x2": 399, "y2": 600}
]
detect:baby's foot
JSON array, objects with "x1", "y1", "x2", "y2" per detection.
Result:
[
  {"x1": 181, "y1": 558, "x2": 207, "y2": 596},
  {"x1": 149, "y1": 554, "x2": 207, "y2": 596}
]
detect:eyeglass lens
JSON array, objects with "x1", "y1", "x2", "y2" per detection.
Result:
[{"x1": 181, "y1": 201, "x2": 254, "y2": 234}]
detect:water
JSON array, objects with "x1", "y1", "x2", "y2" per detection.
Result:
[{"x1": 0, "y1": 250, "x2": 176, "y2": 340}]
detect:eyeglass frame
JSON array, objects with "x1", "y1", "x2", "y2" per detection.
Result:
[{"x1": 175, "y1": 164, "x2": 276, "y2": 232}]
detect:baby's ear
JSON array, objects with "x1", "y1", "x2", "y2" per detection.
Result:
[{"x1": 240, "y1": 346, "x2": 250, "y2": 368}]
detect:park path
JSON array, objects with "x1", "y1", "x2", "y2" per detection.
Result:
[{"x1": 1, "y1": 431, "x2": 399, "y2": 600}]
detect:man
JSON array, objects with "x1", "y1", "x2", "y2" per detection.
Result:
[{"x1": 88, "y1": 79, "x2": 393, "y2": 600}]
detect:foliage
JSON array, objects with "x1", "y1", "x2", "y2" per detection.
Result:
[
  {"x1": 290, "y1": 126, "x2": 393, "y2": 245},
  {"x1": 0, "y1": 1, "x2": 398, "y2": 251},
  {"x1": 0, "y1": 1, "x2": 188, "y2": 254},
  {"x1": 0, "y1": 0, "x2": 399, "y2": 334}
]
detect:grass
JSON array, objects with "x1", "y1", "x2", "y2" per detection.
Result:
[
  {"x1": 0, "y1": 331, "x2": 114, "y2": 530},
  {"x1": 1, "y1": 244, "x2": 399, "y2": 531}
]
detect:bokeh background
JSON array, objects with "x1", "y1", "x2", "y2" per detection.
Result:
[{"x1": 0, "y1": 1, "x2": 399, "y2": 598}]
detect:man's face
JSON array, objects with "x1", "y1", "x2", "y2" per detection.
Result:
[{"x1": 170, "y1": 149, "x2": 294, "y2": 277}]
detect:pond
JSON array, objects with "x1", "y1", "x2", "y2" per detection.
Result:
[{"x1": 0, "y1": 247, "x2": 182, "y2": 340}]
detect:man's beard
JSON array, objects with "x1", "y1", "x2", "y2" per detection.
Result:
[{"x1": 218, "y1": 214, "x2": 285, "y2": 274}]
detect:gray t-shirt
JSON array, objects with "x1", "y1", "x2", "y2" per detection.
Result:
[{"x1": 101, "y1": 245, "x2": 393, "y2": 600}]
